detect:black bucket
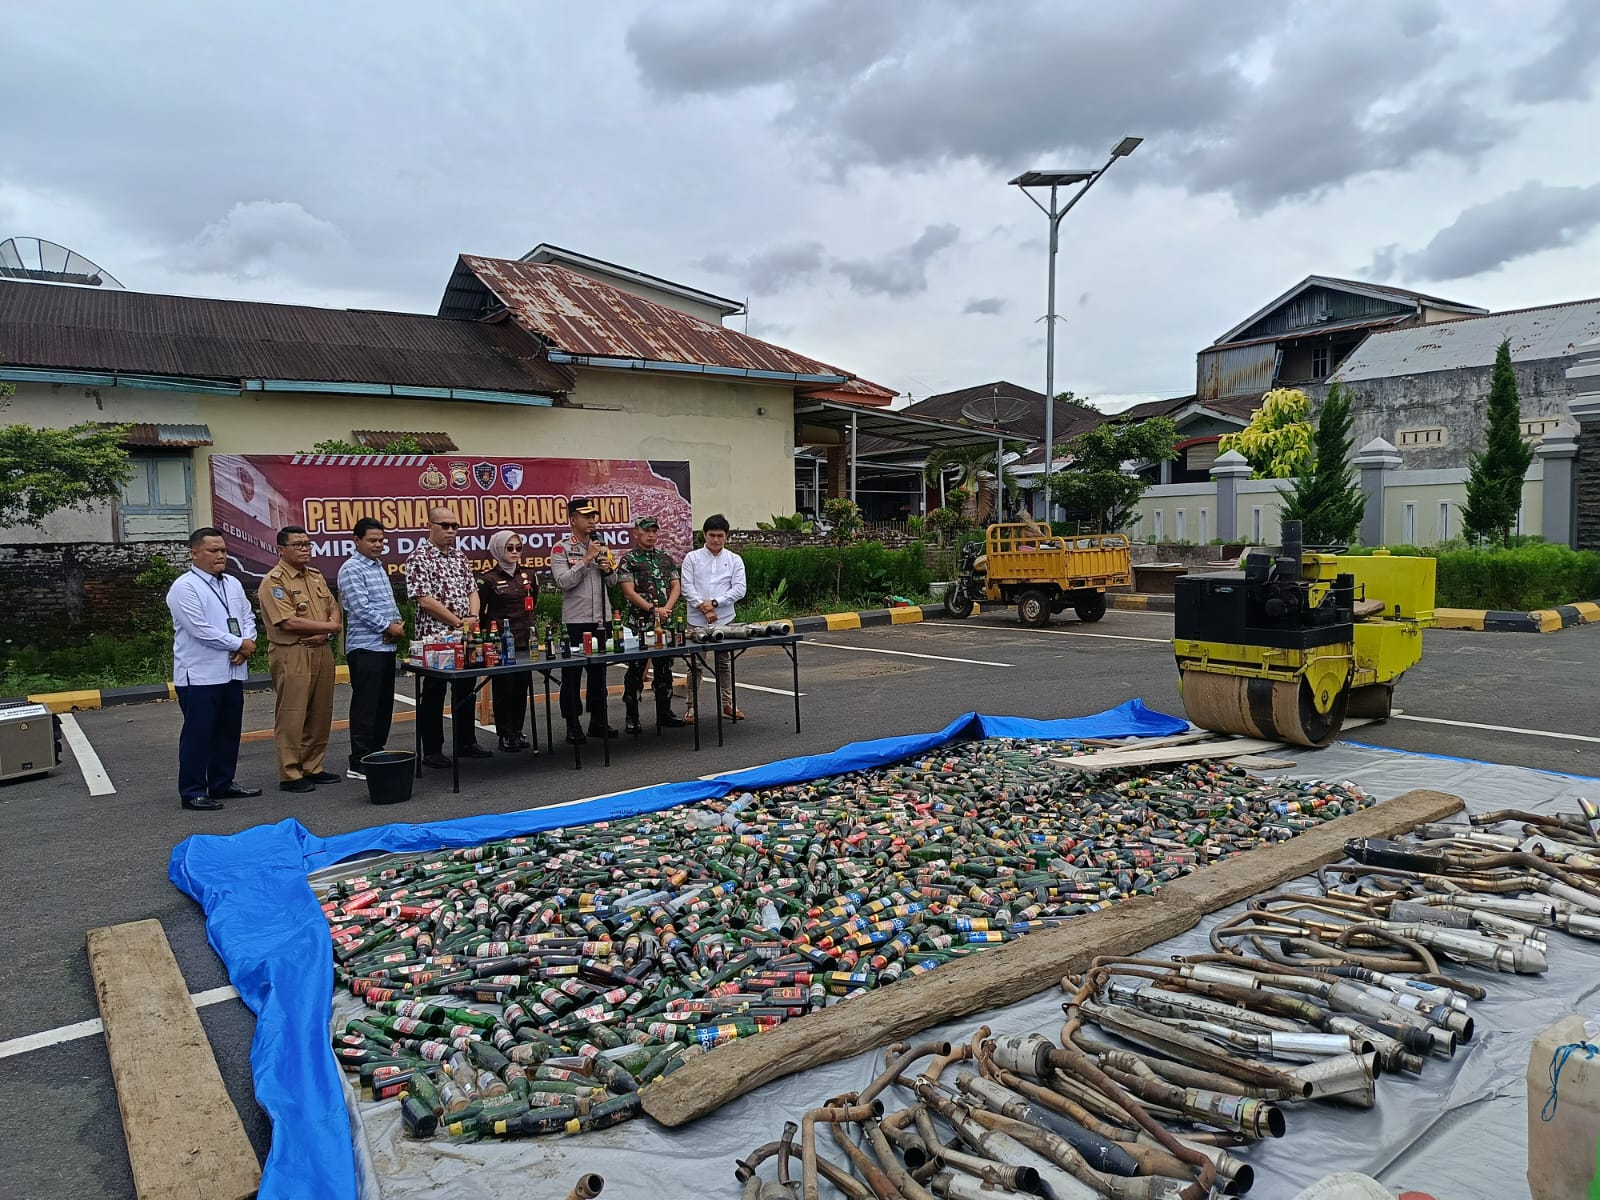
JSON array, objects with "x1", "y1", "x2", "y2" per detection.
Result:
[{"x1": 361, "y1": 751, "x2": 416, "y2": 805}]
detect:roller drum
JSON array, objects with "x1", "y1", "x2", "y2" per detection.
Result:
[{"x1": 1179, "y1": 671, "x2": 1349, "y2": 748}]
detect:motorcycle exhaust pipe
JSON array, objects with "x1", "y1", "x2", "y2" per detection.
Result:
[{"x1": 1286, "y1": 1050, "x2": 1379, "y2": 1108}]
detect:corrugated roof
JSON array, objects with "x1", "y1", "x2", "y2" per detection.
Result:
[
  {"x1": 98, "y1": 422, "x2": 213, "y2": 447},
  {"x1": 0, "y1": 279, "x2": 573, "y2": 395},
  {"x1": 1330, "y1": 298, "x2": 1600, "y2": 382},
  {"x1": 352, "y1": 430, "x2": 459, "y2": 453},
  {"x1": 519, "y1": 243, "x2": 744, "y2": 315},
  {"x1": 852, "y1": 380, "x2": 1105, "y2": 458},
  {"x1": 444, "y1": 256, "x2": 895, "y2": 397},
  {"x1": 1214, "y1": 275, "x2": 1485, "y2": 346}
]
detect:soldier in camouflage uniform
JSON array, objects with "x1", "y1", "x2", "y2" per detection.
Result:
[{"x1": 616, "y1": 515, "x2": 686, "y2": 734}]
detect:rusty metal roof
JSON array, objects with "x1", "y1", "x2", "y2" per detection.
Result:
[
  {"x1": 352, "y1": 430, "x2": 459, "y2": 453},
  {"x1": 0, "y1": 279, "x2": 573, "y2": 395},
  {"x1": 99, "y1": 422, "x2": 214, "y2": 447},
  {"x1": 443, "y1": 255, "x2": 894, "y2": 392}
]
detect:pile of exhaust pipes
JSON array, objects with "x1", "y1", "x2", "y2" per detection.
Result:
[
  {"x1": 687, "y1": 622, "x2": 794, "y2": 642},
  {"x1": 732, "y1": 813, "x2": 1600, "y2": 1199}
]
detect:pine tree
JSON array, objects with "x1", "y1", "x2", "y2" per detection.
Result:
[
  {"x1": 1461, "y1": 339, "x2": 1534, "y2": 545},
  {"x1": 1281, "y1": 383, "x2": 1365, "y2": 544}
]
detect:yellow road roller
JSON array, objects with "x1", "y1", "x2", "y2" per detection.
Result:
[{"x1": 1172, "y1": 521, "x2": 1434, "y2": 747}]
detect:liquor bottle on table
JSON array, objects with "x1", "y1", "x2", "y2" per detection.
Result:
[{"x1": 560, "y1": 624, "x2": 572, "y2": 658}]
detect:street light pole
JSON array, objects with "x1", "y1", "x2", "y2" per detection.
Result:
[{"x1": 1011, "y1": 136, "x2": 1142, "y2": 521}]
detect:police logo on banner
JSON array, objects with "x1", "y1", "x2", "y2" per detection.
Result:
[
  {"x1": 448, "y1": 461, "x2": 471, "y2": 490},
  {"x1": 500, "y1": 463, "x2": 524, "y2": 491},
  {"x1": 472, "y1": 462, "x2": 497, "y2": 490}
]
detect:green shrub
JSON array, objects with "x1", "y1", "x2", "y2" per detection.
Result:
[
  {"x1": 1343, "y1": 541, "x2": 1600, "y2": 609},
  {"x1": 740, "y1": 541, "x2": 930, "y2": 609}
]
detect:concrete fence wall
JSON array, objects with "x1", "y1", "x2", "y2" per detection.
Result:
[{"x1": 1132, "y1": 451, "x2": 1549, "y2": 548}]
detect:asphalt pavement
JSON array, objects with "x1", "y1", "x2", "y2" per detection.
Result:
[{"x1": 2, "y1": 610, "x2": 1596, "y2": 1199}]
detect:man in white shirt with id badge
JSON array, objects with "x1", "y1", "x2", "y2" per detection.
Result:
[{"x1": 166, "y1": 527, "x2": 262, "y2": 811}]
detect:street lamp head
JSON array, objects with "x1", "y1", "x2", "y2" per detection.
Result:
[
  {"x1": 1009, "y1": 169, "x2": 1096, "y2": 188},
  {"x1": 1110, "y1": 136, "x2": 1143, "y2": 157}
]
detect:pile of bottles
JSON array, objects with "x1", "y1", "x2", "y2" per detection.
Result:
[{"x1": 322, "y1": 742, "x2": 1371, "y2": 1144}]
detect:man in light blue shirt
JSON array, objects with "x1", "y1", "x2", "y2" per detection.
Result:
[
  {"x1": 166, "y1": 527, "x2": 261, "y2": 810},
  {"x1": 337, "y1": 517, "x2": 405, "y2": 779}
]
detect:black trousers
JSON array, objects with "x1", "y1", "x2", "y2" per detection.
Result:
[
  {"x1": 623, "y1": 653, "x2": 674, "y2": 707},
  {"x1": 345, "y1": 648, "x2": 397, "y2": 769},
  {"x1": 560, "y1": 622, "x2": 608, "y2": 726},
  {"x1": 490, "y1": 671, "x2": 530, "y2": 737},
  {"x1": 419, "y1": 674, "x2": 479, "y2": 754},
  {"x1": 176, "y1": 680, "x2": 244, "y2": 800}
]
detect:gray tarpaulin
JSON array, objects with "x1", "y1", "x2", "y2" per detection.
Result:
[{"x1": 326, "y1": 742, "x2": 1598, "y2": 1199}]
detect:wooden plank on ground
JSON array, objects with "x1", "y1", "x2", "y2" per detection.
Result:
[
  {"x1": 1051, "y1": 735, "x2": 1285, "y2": 771},
  {"x1": 641, "y1": 787, "x2": 1464, "y2": 1127},
  {"x1": 87, "y1": 919, "x2": 260, "y2": 1200}
]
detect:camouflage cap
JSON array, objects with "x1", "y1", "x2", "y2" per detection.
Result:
[{"x1": 633, "y1": 515, "x2": 660, "y2": 530}]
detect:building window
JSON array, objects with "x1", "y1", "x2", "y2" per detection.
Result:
[
  {"x1": 1397, "y1": 427, "x2": 1446, "y2": 448},
  {"x1": 119, "y1": 455, "x2": 193, "y2": 541},
  {"x1": 1437, "y1": 501, "x2": 1450, "y2": 541},
  {"x1": 1251, "y1": 507, "x2": 1263, "y2": 543},
  {"x1": 1199, "y1": 508, "x2": 1209, "y2": 543},
  {"x1": 1520, "y1": 418, "x2": 1557, "y2": 441},
  {"x1": 1175, "y1": 509, "x2": 1186, "y2": 542},
  {"x1": 1402, "y1": 502, "x2": 1417, "y2": 544},
  {"x1": 1153, "y1": 511, "x2": 1164, "y2": 541},
  {"x1": 1311, "y1": 345, "x2": 1330, "y2": 377}
]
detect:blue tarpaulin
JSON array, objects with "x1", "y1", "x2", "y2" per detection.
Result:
[{"x1": 168, "y1": 700, "x2": 1185, "y2": 1200}]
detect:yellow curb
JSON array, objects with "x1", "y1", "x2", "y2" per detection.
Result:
[
  {"x1": 1532, "y1": 610, "x2": 1564, "y2": 633},
  {"x1": 1574, "y1": 601, "x2": 1600, "y2": 623},
  {"x1": 889, "y1": 607, "x2": 923, "y2": 625},
  {"x1": 335, "y1": 664, "x2": 350, "y2": 684},
  {"x1": 824, "y1": 612, "x2": 862, "y2": 631},
  {"x1": 27, "y1": 689, "x2": 102, "y2": 713},
  {"x1": 1434, "y1": 609, "x2": 1487, "y2": 630},
  {"x1": 1118, "y1": 595, "x2": 1150, "y2": 609},
  {"x1": 167, "y1": 682, "x2": 178, "y2": 702}
]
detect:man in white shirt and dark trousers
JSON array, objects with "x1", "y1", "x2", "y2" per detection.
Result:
[
  {"x1": 166, "y1": 527, "x2": 262, "y2": 811},
  {"x1": 681, "y1": 513, "x2": 747, "y2": 722}
]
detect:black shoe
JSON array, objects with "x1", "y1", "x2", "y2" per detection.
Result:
[
  {"x1": 421, "y1": 752, "x2": 452, "y2": 769},
  {"x1": 657, "y1": 708, "x2": 687, "y2": 728},
  {"x1": 512, "y1": 733, "x2": 532, "y2": 751},
  {"x1": 307, "y1": 771, "x2": 342, "y2": 784},
  {"x1": 182, "y1": 796, "x2": 225, "y2": 811},
  {"x1": 498, "y1": 735, "x2": 525, "y2": 753},
  {"x1": 279, "y1": 778, "x2": 316, "y2": 793},
  {"x1": 210, "y1": 784, "x2": 262, "y2": 799},
  {"x1": 624, "y1": 715, "x2": 642, "y2": 736},
  {"x1": 457, "y1": 743, "x2": 494, "y2": 759},
  {"x1": 588, "y1": 724, "x2": 620, "y2": 740},
  {"x1": 566, "y1": 725, "x2": 587, "y2": 745}
]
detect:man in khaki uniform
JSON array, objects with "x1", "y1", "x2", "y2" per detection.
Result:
[{"x1": 258, "y1": 525, "x2": 342, "y2": 793}]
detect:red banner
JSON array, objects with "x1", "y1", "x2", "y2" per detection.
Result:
[{"x1": 209, "y1": 454, "x2": 692, "y2": 586}]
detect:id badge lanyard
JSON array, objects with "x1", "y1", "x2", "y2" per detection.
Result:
[{"x1": 204, "y1": 573, "x2": 242, "y2": 637}]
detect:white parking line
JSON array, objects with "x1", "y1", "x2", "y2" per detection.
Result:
[
  {"x1": 1391, "y1": 713, "x2": 1600, "y2": 745},
  {"x1": 734, "y1": 682, "x2": 805, "y2": 697},
  {"x1": 922, "y1": 621, "x2": 1169, "y2": 645},
  {"x1": 393, "y1": 691, "x2": 495, "y2": 733},
  {"x1": 58, "y1": 712, "x2": 115, "y2": 796},
  {"x1": 0, "y1": 985, "x2": 239, "y2": 1060},
  {"x1": 810, "y1": 642, "x2": 1011, "y2": 667}
]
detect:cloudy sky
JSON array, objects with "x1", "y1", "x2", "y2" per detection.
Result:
[{"x1": 3, "y1": 0, "x2": 1597, "y2": 411}]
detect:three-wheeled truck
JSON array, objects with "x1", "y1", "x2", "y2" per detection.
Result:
[{"x1": 941, "y1": 522, "x2": 1133, "y2": 626}]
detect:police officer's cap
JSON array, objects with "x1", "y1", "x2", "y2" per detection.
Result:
[{"x1": 569, "y1": 497, "x2": 600, "y2": 518}]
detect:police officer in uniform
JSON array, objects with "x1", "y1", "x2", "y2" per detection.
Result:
[
  {"x1": 257, "y1": 525, "x2": 342, "y2": 793},
  {"x1": 550, "y1": 497, "x2": 618, "y2": 744},
  {"x1": 616, "y1": 515, "x2": 686, "y2": 734}
]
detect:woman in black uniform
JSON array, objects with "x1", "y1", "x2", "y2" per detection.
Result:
[{"x1": 477, "y1": 530, "x2": 539, "y2": 753}]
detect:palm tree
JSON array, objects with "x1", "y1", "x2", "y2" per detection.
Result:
[{"x1": 924, "y1": 442, "x2": 1025, "y2": 521}]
